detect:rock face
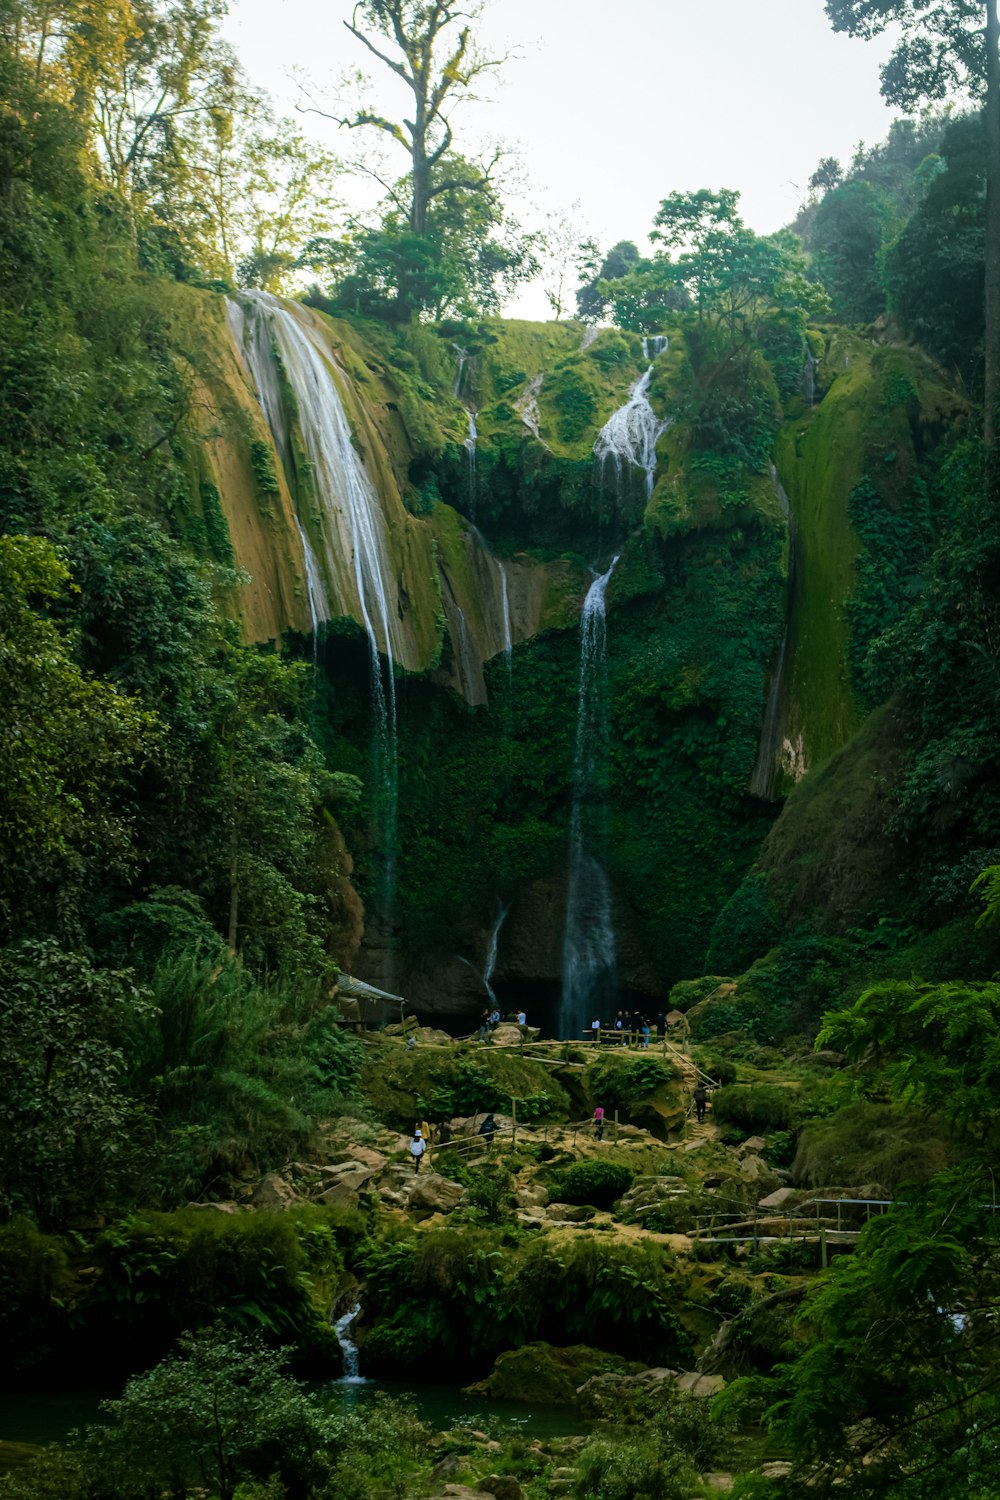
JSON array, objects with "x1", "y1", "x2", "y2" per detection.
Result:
[
  {"x1": 618, "y1": 1175, "x2": 692, "y2": 1229},
  {"x1": 466, "y1": 1343, "x2": 639, "y2": 1405}
]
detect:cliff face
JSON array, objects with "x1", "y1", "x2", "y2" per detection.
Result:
[{"x1": 166, "y1": 291, "x2": 966, "y2": 1014}]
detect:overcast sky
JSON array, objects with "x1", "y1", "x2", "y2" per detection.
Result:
[{"x1": 222, "y1": 0, "x2": 902, "y2": 316}]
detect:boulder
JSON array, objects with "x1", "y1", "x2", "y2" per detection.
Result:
[
  {"x1": 757, "y1": 1186, "x2": 797, "y2": 1211},
  {"x1": 575, "y1": 1369, "x2": 674, "y2": 1420},
  {"x1": 545, "y1": 1203, "x2": 595, "y2": 1223},
  {"x1": 490, "y1": 1023, "x2": 539, "y2": 1047},
  {"x1": 739, "y1": 1155, "x2": 776, "y2": 1184},
  {"x1": 409, "y1": 1171, "x2": 466, "y2": 1215},
  {"x1": 466, "y1": 1343, "x2": 637, "y2": 1405},
  {"x1": 184, "y1": 1200, "x2": 241, "y2": 1214},
  {"x1": 515, "y1": 1183, "x2": 549, "y2": 1209},
  {"x1": 480, "y1": 1478, "x2": 526, "y2": 1500},
  {"x1": 251, "y1": 1173, "x2": 300, "y2": 1211},
  {"x1": 430, "y1": 1488, "x2": 494, "y2": 1500},
  {"x1": 319, "y1": 1163, "x2": 377, "y2": 1208},
  {"x1": 736, "y1": 1136, "x2": 767, "y2": 1158},
  {"x1": 675, "y1": 1371, "x2": 725, "y2": 1397}
]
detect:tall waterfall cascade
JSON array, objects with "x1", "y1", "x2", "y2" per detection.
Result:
[
  {"x1": 560, "y1": 556, "x2": 620, "y2": 1041},
  {"x1": 593, "y1": 337, "x2": 670, "y2": 498},
  {"x1": 750, "y1": 466, "x2": 796, "y2": 800},
  {"x1": 236, "y1": 290, "x2": 399, "y2": 918}
]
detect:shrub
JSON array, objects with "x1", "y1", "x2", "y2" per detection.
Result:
[
  {"x1": 554, "y1": 1159, "x2": 636, "y2": 1209},
  {"x1": 591, "y1": 1056, "x2": 676, "y2": 1114},
  {"x1": 711, "y1": 1085, "x2": 796, "y2": 1133},
  {"x1": 792, "y1": 1102, "x2": 951, "y2": 1192}
]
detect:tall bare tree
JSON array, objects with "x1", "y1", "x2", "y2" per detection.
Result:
[{"x1": 312, "y1": 1, "x2": 505, "y2": 235}]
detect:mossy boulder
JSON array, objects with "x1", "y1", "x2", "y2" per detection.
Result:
[{"x1": 466, "y1": 1341, "x2": 641, "y2": 1405}]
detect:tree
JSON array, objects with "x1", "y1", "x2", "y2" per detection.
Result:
[
  {"x1": 313, "y1": 0, "x2": 505, "y2": 236},
  {"x1": 0, "y1": 535, "x2": 155, "y2": 942},
  {"x1": 92, "y1": 1328, "x2": 334, "y2": 1500},
  {"x1": 825, "y1": 0, "x2": 1000, "y2": 455},
  {"x1": 811, "y1": 178, "x2": 897, "y2": 322},
  {"x1": 576, "y1": 239, "x2": 641, "y2": 322},
  {"x1": 0, "y1": 939, "x2": 155, "y2": 1223}
]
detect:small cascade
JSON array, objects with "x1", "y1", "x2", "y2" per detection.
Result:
[
  {"x1": 237, "y1": 291, "x2": 399, "y2": 927},
  {"x1": 560, "y1": 556, "x2": 620, "y2": 1041},
  {"x1": 802, "y1": 343, "x2": 817, "y2": 407},
  {"x1": 332, "y1": 1302, "x2": 366, "y2": 1384},
  {"x1": 453, "y1": 344, "x2": 468, "y2": 399},
  {"x1": 750, "y1": 466, "x2": 797, "y2": 800},
  {"x1": 594, "y1": 339, "x2": 670, "y2": 499},
  {"x1": 483, "y1": 902, "x2": 509, "y2": 1005}
]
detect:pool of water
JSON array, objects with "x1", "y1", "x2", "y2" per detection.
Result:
[
  {"x1": 320, "y1": 1378, "x2": 589, "y2": 1438},
  {"x1": 0, "y1": 1377, "x2": 587, "y2": 1466}
]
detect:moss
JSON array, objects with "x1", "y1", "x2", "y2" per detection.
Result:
[{"x1": 467, "y1": 1342, "x2": 640, "y2": 1405}]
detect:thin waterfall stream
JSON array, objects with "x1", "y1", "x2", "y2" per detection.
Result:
[
  {"x1": 235, "y1": 291, "x2": 399, "y2": 934},
  {"x1": 483, "y1": 902, "x2": 509, "y2": 1005},
  {"x1": 332, "y1": 1302, "x2": 366, "y2": 1385},
  {"x1": 560, "y1": 557, "x2": 620, "y2": 1041}
]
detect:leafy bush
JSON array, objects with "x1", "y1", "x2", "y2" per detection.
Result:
[
  {"x1": 591, "y1": 1055, "x2": 676, "y2": 1114},
  {"x1": 711, "y1": 1085, "x2": 796, "y2": 1133},
  {"x1": 792, "y1": 1102, "x2": 951, "y2": 1192},
  {"x1": 553, "y1": 1159, "x2": 636, "y2": 1209}
]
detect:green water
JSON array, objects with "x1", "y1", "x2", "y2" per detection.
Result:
[{"x1": 0, "y1": 1378, "x2": 587, "y2": 1467}]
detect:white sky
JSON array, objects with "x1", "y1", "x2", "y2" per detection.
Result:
[{"x1": 222, "y1": 0, "x2": 902, "y2": 316}]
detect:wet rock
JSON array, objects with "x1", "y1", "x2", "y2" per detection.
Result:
[{"x1": 675, "y1": 1372, "x2": 725, "y2": 1396}]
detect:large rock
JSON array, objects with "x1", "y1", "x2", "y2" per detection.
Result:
[
  {"x1": 480, "y1": 1478, "x2": 526, "y2": 1500},
  {"x1": 251, "y1": 1173, "x2": 300, "y2": 1211},
  {"x1": 515, "y1": 1183, "x2": 549, "y2": 1209},
  {"x1": 409, "y1": 1171, "x2": 466, "y2": 1215},
  {"x1": 736, "y1": 1136, "x2": 767, "y2": 1157},
  {"x1": 675, "y1": 1371, "x2": 725, "y2": 1397},
  {"x1": 466, "y1": 1343, "x2": 638, "y2": 1405},
  {"x1": 318, "y1": 1162, "x2": 378, "y2": 1208},
  {"x1": 545, "y1": 1203, "x2": 595, "y2": 1223},
  {"x1": 757, "y1": 1187, "x2": 797, "y2": 1211}
]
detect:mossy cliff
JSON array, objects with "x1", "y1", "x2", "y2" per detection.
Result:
[{"x1": 162, "y1": 294, "x2": 969, "y2": 1015}]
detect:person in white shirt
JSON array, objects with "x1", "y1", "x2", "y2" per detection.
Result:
[{"x1": 409, "y1": 1130, "x2": 426, "y2": 1172}]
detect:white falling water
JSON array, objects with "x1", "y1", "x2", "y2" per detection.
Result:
[
  {"x1": 750, "y1": 466, "x2": 796, "y2": 800},
  {"x1": 593, "y1": 339, "x2": 670, "y2": 499},
  {"x1": 333, "y1": 1302, "x2": 366, "y2": 1384},
  {"x1": 465, "y1": 409, "x2": 477, "y2": 512},
  {"x1": 483, "y1": 902, "x2": 509, "y2": 1005},
  {"x1": 237, "y1": 291, "x2": 399, "y2": 920},
  {"x1": 560, "y1": 557, "x2": 620, "y2": 1041},
  {"x1": 499, "y1": 561, "x2": 512, "y2": 674},
  {"x1": 453, "y1": 344, "x2": 468, "y2": 399}
]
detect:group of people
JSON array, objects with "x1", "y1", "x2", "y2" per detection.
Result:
[
  {"x1": 478, "y1": 1006, "x2": 527, "y2": 1042},
  {"x1": 589, "y1": 1010, "x2": 666, "y2": 1045},
  {"x1": 408, "y1": 1112, "x2": 497, "y2": 1171}
]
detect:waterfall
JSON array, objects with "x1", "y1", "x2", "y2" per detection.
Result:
[
  {"x1": 594, "y1": 339, "x2": 669, "y2": 499},
  {"x1": 332, "y1": 1302, "x2": 365, "y2": 1384},
  {"x1": 453, "y1": 344, "x2": 468, "y2": 399},
  {"x1": 499, "y1": 561, "x2": 512, "y2": 674},
  {"x1": 560, "y1": 557, "x2": 619, "y2": 1041},
  {"x1": 237, "y1": 291, "x2": 399, "y2": 924},
  {"x1": 750, "y1": 466, "x2": 797, "y2": 800},
  {"x1": 294, "y1": 517, "x2": 326, "y2": 662},
  {"x1": 465, "y1": 409, "x2": 477, "y2": 513},
  {"x1": 483, "y1": 902, "x2": 509, "y2": 1006}
]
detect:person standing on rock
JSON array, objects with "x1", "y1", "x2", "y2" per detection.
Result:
[
  {"x1": 593, "y1": 1104, "x2": 605, "y2": 1142},
  {"x1": 478, "y1": 1113, "x2": 497, "y2": 1149},
  {"x1": 409, "y1": 1129, "x2": 427, "y2": 1172},
  {"x1": 694, "y1": 1083, "x2": 708, "y2": 1125}
]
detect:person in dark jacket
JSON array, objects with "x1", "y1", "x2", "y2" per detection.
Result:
[{"x1": 478, "y1": 1112, "x2": 497, "y2": 1148}]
